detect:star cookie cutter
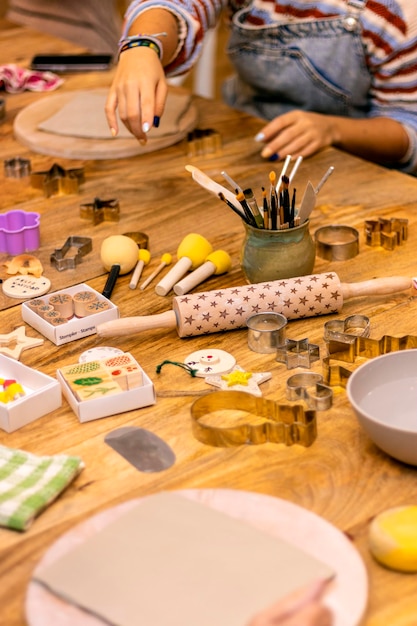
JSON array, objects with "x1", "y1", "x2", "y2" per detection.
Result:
[
  {"x1": 80, "y1": 197, "x2": 120, "y2": 225},
  {"x1": 190, "y1": 390, "x2": 317, "y2": 447},
  {"x1": 286, "y1": 372, "x2": 333, "y2": 411},
  {"x1": 30, "y1": 163, "x2": 84, "y2": 197},
  {"x1": 4, "y1": 157, "x2": 31, "y2": 178},
  {"x1": 50, "y1": 236, "x2": 92, "y2": 271},
  {"x1": 364, "y1": 217, "x2": 408, "y2": 250},
  {"x1": 276, "y1": 338, "x2": 320, "y2": 369},
  {"x1": 0, "y1": 326, "x2": 44, "y2": 360}
]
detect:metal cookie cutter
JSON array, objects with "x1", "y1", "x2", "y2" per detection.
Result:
[
  {"x1": 324, "y1": 314, "x2": 370, "y2": 362},
  {"x1": 364, "y1": 217, "x2": 408, "y2": 250},
  {"x1": 321, "y1": 334, "x2": 417, "y2": 387},
  {"x1": 4, "y1": 157, "x2": 31, "y2": 178},
  {"x1": 50, "y1": 236, "x2": 92, "y2": 271},
  {"x1": 30, "y1": 163, "x2": 85, "y2": 197},
  {"x1": 286, "y1": 372, "x2": 333, "y2": 411},
  {"x1": 80, "y1": 197, "x2": 120, "y2": 225},
  {"x1": 247, "y1": 312, "x2": 288, "y2": 354},
  {"x1": 191, "y1": 390, "x2": 316, "y2": 447},
  {"x1": 276, "y1": 338, "x2": 320, "y2": 369},
  {"x1": 315, "y1": 225, "x2": 359, "y2": 261}
]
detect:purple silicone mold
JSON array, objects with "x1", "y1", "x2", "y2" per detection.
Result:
[{"x1": 0, "y1": 210, "x2": 41, "y2": 254}]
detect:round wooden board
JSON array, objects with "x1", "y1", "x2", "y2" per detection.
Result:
[{"x1": 13, "y1": 88, "x2": 198, "y2": 160}]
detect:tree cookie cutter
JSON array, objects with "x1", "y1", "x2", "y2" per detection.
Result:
[
  {"x1": 30, "y1": 163, "x2": 84, "y2": 197},
  {"x1": 286, "y1": 372, "x2": 333, "y2": 411},
  {"x1": 50, "y1": 236, "x2": 92, "y2": 271},
  {"x1": 190, "y1": 390, "x2": 316, "y2": 447},
  {"x1": 314, "y1": 225, "x2": 359, "y2": 261},
  {"x1": 80, "y1": 197, "x2": 120, "y2": 225},
  {"x1": 364, "y1": 217, "x2": 408, "y2": 250}
]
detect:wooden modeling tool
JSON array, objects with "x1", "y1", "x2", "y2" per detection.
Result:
[
  {"x1": 173, "y1": 250, "x2": 232, "y2": 295},
  {"x1": 140, "y1": 253, "x2": 172, "y2": 290},
  {"x1": 101, "y1": 235, "x2": 139, "y2": 299},
  {"x1": 185, "y1": 165, "x2": 244, "y2": 216},
  {"x1": 155, "y1": 233, "x2": 213, "y2": 296},
  {"x1": 129, "y1": 249, "x2": 151, "y2": 289},
  {"x1": 98, "y1": 273, "x2": 414, "y2": 338}
]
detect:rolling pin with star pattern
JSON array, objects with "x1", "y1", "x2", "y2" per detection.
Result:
[{"x1": 97, "y1": 272, "x2": 414, "y2": 338}]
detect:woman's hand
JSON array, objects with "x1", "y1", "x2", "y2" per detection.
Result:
[
  {"x1": 255, "y1": 110, "x2": 336, "y2": 161},
  {"x1": 105, "y1": 47, "x2": 168, "y2": 144}
]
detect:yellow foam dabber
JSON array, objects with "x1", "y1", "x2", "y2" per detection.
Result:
[
  {"x1": 129, "y1": 248, "x2": 151, "y2": 289},
  {"x1": 369, "y1": 505, "x2": 417, "y2": 572},
  {"x1": 173, "y1": 250, "x2": 232, "y2": 295},
  {"x1": 140, "y1": 253, "x2": 172, "y2": 291},
  {"x1": 155, "y1": 233, "x2": 213, "y2": 296}
]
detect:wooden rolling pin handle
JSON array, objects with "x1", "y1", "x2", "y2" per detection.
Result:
[
  {"x1": 97, "y1": 311, "x2": 178, "y2": 337},
  {"x1": 341, "y1": 276, "x2": 413, "y2": 300}
]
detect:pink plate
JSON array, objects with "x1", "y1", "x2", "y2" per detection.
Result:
[{"x1": 25, "y1": 489, "x2": 368, "y2": 626}]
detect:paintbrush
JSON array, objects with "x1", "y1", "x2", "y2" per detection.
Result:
[
  {"x1": 221, "y1": 170, "x2": 243, "y2": 194},
  {"x1": 269, "y1": 171, "x2": 278, "y2": 229},
  {"x1": 243, "y1": 188, "x2": 264, "y2": 228},
  {"x1": 218, "y1": 192, "x2": 251, "y2": 225},
  {"x1": 261, "y1": 186, "x2": 269, "y2": 229},
  {"x1": 281, "y1": 174, "x2": 290, "y2": 225},
  {"x1": 236, "y1": 191, "x2": 258, "y2": 227},
  {"x1": 276, "y1": 154, "x2": 292, "y2": 194}
]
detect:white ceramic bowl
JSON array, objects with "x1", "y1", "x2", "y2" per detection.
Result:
[{"x1": 346, "y1": 350, "x2": 417, "y2": 465}]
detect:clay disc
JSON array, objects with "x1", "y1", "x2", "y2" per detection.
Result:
[{"x1": 2, "y1": 275, "x2": 51, "y2": 299}]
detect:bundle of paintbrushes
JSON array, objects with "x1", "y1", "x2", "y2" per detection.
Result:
[{"x1": 185, "y1": 158, "x2": 334, "y2": 231}]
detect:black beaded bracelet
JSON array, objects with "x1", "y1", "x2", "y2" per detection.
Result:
[{"x1": 118, "y1": 36, "x2": 163, "y2": 60}]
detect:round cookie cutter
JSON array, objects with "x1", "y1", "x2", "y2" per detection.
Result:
[
  {"x1": 314, "y1": 225, "x2": 359, "y2": 261},
  {"x1": 246, "y1": 312, "x2": 287, "y2": 354}
]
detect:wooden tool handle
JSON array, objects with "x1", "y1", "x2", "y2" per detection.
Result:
[
  {"x1": 341, "y1": 276, "x2": 412, "y2": 300},
  {"x1": 97, "y1": 311, "x2": 177, "y2": 337},
  {"x1": 155, "y1": 257, "x2": 192, "y2": 296}
]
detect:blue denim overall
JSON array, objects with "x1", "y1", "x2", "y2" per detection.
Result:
[{"x1": 222, "y1": 0, "x2": 370, "y2": 121}]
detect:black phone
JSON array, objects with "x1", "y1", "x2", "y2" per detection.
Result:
[{"x1": 30, "y1": 53, "x2": 113, "y2": 72}]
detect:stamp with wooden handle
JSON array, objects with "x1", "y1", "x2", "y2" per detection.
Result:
[{"x1": 98, "y1": 273, "x2": 414, "y2": 338}]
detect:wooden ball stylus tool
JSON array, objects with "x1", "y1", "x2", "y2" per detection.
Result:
[
  {"x1": 140, "y1": 253, "x2": 172, "y2": 290},
  {"x1": 155, "y1": 233, "x2": 213, "y2": 296},
  {"x1": 173, "y1": 250, "x2": 232, "y2": 296},
  {"x1": 101, "y1": 235, "x2": 139, "y2": 299},
  {"x1": 129, "y1": 249, "x2": 151, "y2": 289},
  {"x1": 97, "y1": 273, "x2": 414, "y2": 338}
]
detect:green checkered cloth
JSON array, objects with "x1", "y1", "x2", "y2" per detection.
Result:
[{"x1": 0, "y1": 445, "x2": 84, "y2": 531}]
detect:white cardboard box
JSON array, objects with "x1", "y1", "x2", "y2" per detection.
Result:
[
  {"x1": 0, "y1": 354, "x2": 62, "y2": 433},
  {"x1": 57, "y1": 365, "x2": 156, "y2": 423},
  {"x1": 21, "y1": 283, "x2": 119, "y2": 346}
]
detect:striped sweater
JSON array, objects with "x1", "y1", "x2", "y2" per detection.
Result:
[{"x1": 124, "y1": 0, "x2": 417, "y2": 173}]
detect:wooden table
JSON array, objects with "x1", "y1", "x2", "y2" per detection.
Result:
[{"x1": 1, "y1": 20, "x2": 417, "y2": 626}]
